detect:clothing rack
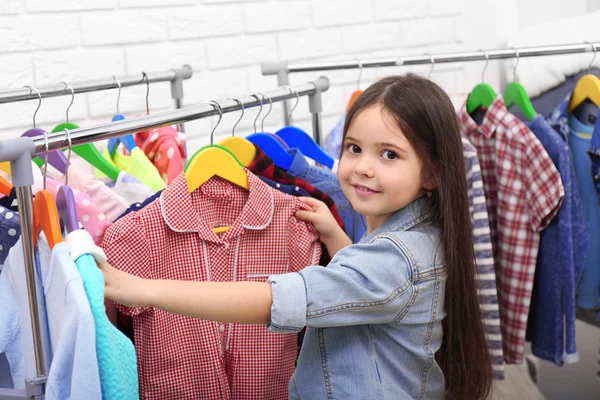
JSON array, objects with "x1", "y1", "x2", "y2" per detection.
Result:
[
  {"x1": 262, "y1": 41, "x2": 600, "y2": 125},
  {"x1": 0, "y1": 75, "x2": 329, "y2": 399},
  {"x1": 0, "y1": 65, "x2": 193, "y2": 134}
]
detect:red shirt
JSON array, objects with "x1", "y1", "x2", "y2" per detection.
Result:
[
  {"x1": 458, "y1": 97, "x2": 564, "y2": 363},
  {"x1": 102, "y1": 170, "x2": 321, "y2": 399}
]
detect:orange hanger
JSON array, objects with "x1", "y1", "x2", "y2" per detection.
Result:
[
  {"x1": 0, "y1": 176, "x2": 12, "y2": 197},
  {"x1": 346, "y1": 90, "x2": 363, "y2": 113},
  {"x1": 32, "y1": 190, "x2": 63, "y2": 249}
]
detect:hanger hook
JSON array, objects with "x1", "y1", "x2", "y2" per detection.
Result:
[
  {"x1": 42, "y1": 130, "x2": 49, "y2": 190},
  {"x1": 479, "y1": 49, "x2": 490, "y2": 83},
  {"x1": 586, "y1": 41, "x2": 597, "y2": 74},
  {"x1": 64, "y1": 128, "x2": 72, "y2": 186},
  {"x1": 112, "y1": 76, "x2": 122, "y2": 115},
  {"x1": 279, "y1": 85, "x2": 299, "y2": 122},
  {"x1": 355, "y1": 58, "x2": 363, "y2": 88},
  {"x1": 141, "y1": 72, "x2": 150, "y2": 114},
  {"x1": 23, "y1": 85, "x2": 42, "y2": 128},
  {"x1": 425, "y1": 53, "x2": 435, "y2": 79},
  {"x1": 258, "y1": 92, "x2": 272, "y2": 132},
  {"x1": 249, "y1": 93, "x2": 263, "y2": 133},
  {"x1": 198, "y1": 100, "x2": 222, "y2": 146},
  {"x1": 60, "y1": 81, "x2": 75, "y2": 123},
  {"x1": 223, "y1": 97, "x2": 244, "y2": 137},
  {"x1": 512, "y1": 47, "x2": 520, "y2": 82}
]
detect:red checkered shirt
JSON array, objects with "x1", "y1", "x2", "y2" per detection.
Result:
[
  {"x1": 458, "y1": 97, "x2": 564, "y2": 363},
  {"x1": 102, "y1": 170, "x2": 321, "y2": 399},
  {"x1": 248, "y1": 146, "x2": 345, "y2": 228}
]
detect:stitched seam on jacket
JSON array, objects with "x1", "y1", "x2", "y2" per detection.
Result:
[
  {"x1": 419, "y1": 280, "x2": 440, "y2": 400},
  {"x1": 318, "y1": 329, "x2": 334, "y2": 400}
]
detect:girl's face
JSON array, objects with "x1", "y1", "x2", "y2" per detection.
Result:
[{"x1": 337, "y1": 104, "x2": 434, "y2": 233}]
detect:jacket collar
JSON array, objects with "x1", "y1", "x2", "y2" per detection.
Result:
[
  {"x1": 160, "y1": 170, "x2": 274, "y2": 243},
  {"x1": 457, "y1": 95, "x2": 508, "y2": 139},
  {"x1": 361, "y1": 196, "x2": 435, "y2": 242},
  {"x1": 287, "y1": 148, "x2": 310, "y2": 180}
]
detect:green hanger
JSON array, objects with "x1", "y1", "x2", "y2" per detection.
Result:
[
  {"x1": 52, "y1": 122, "x2": 121, "y2": 181},
  {"x1": 504, "y1": 82, "x2": 536, "y2": 120},
  {"x1": 466, "y1": 49, "x2": 497, "y2": 114},
  {"x1": 502, "y1": 48, "x2": 536, "y2": 120}
]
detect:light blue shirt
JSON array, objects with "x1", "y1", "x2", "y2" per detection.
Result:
[
  {"x1": 268, "y1": 197, "x2": 446, "y2": 399},
  {"x1": 74, "y1": 251, "x2": 138, "y2": 399},
  {"x1": 0, "y1": 237, "x2": 102, "y2": 399}
]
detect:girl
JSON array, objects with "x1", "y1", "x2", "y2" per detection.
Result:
[{"x1": 99, "y1": 74, "x2": 492, "y2": 399}]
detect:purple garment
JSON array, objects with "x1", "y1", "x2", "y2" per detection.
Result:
[
  {"x1": 462, "y1": 138, "x2": 504, "y2": 379},
  {"x1": 523, "y1": 115, "x2": 589, "y2": 365}
]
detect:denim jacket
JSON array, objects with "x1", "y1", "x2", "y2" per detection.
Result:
[{"x1": 268, "y1": 197, "x2": 446, "y2": 399}]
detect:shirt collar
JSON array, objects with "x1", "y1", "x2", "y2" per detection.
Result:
[
  {"x1": 287, "y1": 148, "x2": 310, "y2": 180},
  {"x1": 160, "y1": 170, "x2": 274, "y2": 243},
  {"x1": 457, "y1": 95, "x2": 508, "y2": 139},
  {"x1": 361, "y1": 196, "x2": 435, "y2": 242}
]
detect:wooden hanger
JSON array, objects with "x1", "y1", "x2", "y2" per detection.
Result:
[
  {"x1": 467, "y1": 50, "x2": 497, "y2": 114},
  {"x1": 184, "y1": 101, "x2": 249, "y2": 234},
  {"x1": 107, "y1": 77, "x2": 137, "y2": 155},
  {"x1": 0, "y1": 162, "x2": 11, "y2": 174},
  {"x1": 503, "y1": 48, "x2": 536, "y2": 120},
  {"x1": 0, "y1": 176, "x2": 12, "y2": 197},
  {"x1": 55, "y1": 128, "x2": 79, "y2": 234}
]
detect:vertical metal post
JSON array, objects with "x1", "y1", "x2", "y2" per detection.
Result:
[
  {"x1": 277, "y1": 69, "x2": 291, "y2": 126},
  {"x1": 308, "y1": 83, "x2": 324, "y2": 146}
]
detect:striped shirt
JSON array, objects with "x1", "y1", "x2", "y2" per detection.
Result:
[{"x1": 463, "y1": 137, "x2": 505, "y2": 379}]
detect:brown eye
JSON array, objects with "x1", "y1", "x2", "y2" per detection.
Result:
[
  {"x1": 382, "y1": 150, "x2": 398, "y2": 160},
  {"x1": 346, "y1": 144, "x2": 361, "y2": 154}
]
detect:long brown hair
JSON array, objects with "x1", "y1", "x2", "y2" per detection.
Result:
[{"x1": 343, "y1": 74, "x2": 492, "y2": 400}]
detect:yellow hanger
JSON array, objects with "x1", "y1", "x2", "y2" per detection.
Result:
[
  {"x1": 0, "y1": 162, "x2": 10, "y2": 174},
  {"x1": 569, "y1": 42, "x2": 600, "y2": 112},
  {"x1": 184, "y1": 101, "x2": 249, "y2": 234},
  {"x1": 217, "y1": 97, "x2": 256, "y2": 166}
]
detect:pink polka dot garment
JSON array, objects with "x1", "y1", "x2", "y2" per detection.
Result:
[
  {"x1": 46, "y1": 178, "x2": 112, "y2": 245},
  {"x1": 134, "y1": 126, "x2": 186, "y2": 184}
]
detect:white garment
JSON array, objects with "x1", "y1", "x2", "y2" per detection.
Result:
[
  {"x1": 104, "y1": 171, "x2": 155, "y2": 205},
  {"x1": 0, "y1": 236, "x2": 102, "y2": 399}
]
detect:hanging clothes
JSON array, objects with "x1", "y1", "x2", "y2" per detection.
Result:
[
  {"x1": 134, "y1": 126, "x2": 186, "y2": 184},
  {"x1": 66, "y1": 230, "x2": 139, "y2": 400},
  {"x1": 323, "y1": 111, "x2": 345, "y2": 158},
  {"x1": 102, "y1": 172, "x2": 321, "y2": 399},
  {"x1": 286, "y1": 148, "x2": 366, "y2": 243},
  {"x1": 0, "y1": 206, "x2": 20, "y2": 267},
  {"x1": 99, "y1": 148, "x2": 166, "y2": 192},
  {"x1": 458, "y1": 96, "x2": 564, "y2": 364},
  {"x1": 45, "y1": 178, "x2": 111, "y2": 245},
  {"x1": 0, "y1": 237, "x2": 102, "y2": 399},
  {"x1": 588, "y1": 108, "x2": 600, "y2": 196},
  {"x1": 259, "y1": 176, "x2": 312, "y2": 197},
  {"x1": 462, "y1": 138, "x2": 504, "y2": 379},
  {"x1": 522, "y1": 115, "x2": 589, "y2": 366},
  {"x1": 247, "y1": 146, "x2": 345, "y2": 229},
  {"x1": 548, "y1": 97, "x2": 600, "y2": 317},
  {"x1": 0, "y1": 187, "x2": 17, "y2": 212},
  {"x1": 51, "y1": 164, "x2": 129, "y2": 222},
  {"x1": 102, "y1": 171, "x2": 155, "y2": 205}
]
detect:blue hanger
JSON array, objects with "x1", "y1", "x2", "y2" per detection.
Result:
[
  {"x1": 246, "y1": 92, "x2": 294, "y2": 169},
  {"x1": 275, "y1": 85, "x2": 334, "y2": 169},
  {"x1": 107, "y1": 76, "x2": 137, "y2": 155}
]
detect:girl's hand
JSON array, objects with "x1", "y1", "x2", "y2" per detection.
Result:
[
  {"x1": 295, "y1": 197, "x2": 340, "y2": 242},
  {"x1": 98, "y1": 261, "x2": 150, "y2": 308}
]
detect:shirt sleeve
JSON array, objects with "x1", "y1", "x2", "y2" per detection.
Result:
[
  {"x1": 288, "y1": 199, "x2": 322, "y2": 273},
  {"x1": 268, "y1": 236, "x2": 416, "y2": 333},
  {"x1": 101, "y1": 212, "x2": 153, "y2": 316},
  {"x1": 525, "y1": 138, "x2": 565, "y2": 231}
]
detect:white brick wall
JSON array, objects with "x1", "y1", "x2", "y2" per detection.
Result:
[{"x1": 0, "y1": 0, "x2": 563, "y2": 151}]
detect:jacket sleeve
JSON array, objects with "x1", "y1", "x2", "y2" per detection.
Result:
[{"x1": 267, "y1": 236, "x2": 419, "y2": 333}]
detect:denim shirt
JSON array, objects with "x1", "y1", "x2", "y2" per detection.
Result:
[
  {"x1": 268, "y1": 197, "x2": 446, "y2": 399},
  {"x1": 588, "y1": 109, "x2": 600, "y2": 196},
  {"x1": 287, "y1": 148, "x2": 367, "y2": 243}
]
